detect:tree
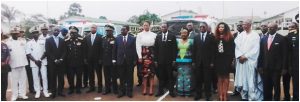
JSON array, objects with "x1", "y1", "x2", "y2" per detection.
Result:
[
  {"x1": 127, "y1": 10, "x2": 161, "y2": 25},
  {"x1": 99, "y1": 16, "x2": 107, "y2": 20},
  {"x1": 1, "y1": 3, "x2": 22, "y2": 30},
  {"x1": 59, "y1": 2, "x2": 84, "y2": 20},
  {"x1": 127, "y1": 15, "x2": 138, "y2": 23}
]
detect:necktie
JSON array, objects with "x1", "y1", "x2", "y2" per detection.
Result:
[
  {"x1": 163, "y1": 33, "x2": 166, "y2": 41},
  {"x1": 123, "y1": 36, "x2": 127, "y2": 45},
  {"x1": 267, "y1": 35, "x2": 273, "y2": 50},
  {"x1": 201, "y1": 33, "x2": 205, "y2": 43}
]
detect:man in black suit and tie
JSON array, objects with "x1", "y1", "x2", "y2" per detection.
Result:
[
  {"x1": 84, "y1": 24, "x2": 103, "y2": 93},
  {"x1": 113, "y1": 25, "x2": 137, "y2": 98},
  {"x1": 45, "y1": 27, "x2": 66, "y2": 98},
  {"x1": 192, "y1": 22, "x2": 215, "y2": 101},
  {"x1": 154, "y1": 23, "x2": 177, "y2": 97},
  {"x1": 258, "y1": 22, "x2": 287, "y2": 101}
]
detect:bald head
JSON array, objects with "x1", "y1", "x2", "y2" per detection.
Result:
[{"x1": 268, "y1": 22, "x2": 278, "y2": 35}]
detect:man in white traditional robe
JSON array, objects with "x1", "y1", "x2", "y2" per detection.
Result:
[{"x1": 234, "y1": 20, "x2": 263, "y2": 101}]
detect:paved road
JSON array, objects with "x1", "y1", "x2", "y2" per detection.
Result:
[{"x1": 5, "y1": 67, "x2": 294, "y2": 101}]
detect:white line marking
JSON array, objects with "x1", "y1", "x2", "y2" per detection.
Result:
[{"x1": 157, "y1": 91, "x2": 169, "y2": 101}]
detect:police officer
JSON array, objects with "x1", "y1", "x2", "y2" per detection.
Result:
[
  {"x1": 65, "y1": 26, "x2": 84, "y2": 94},
  {"x1": 285, "y1": 22, "x2": 299, "y2": 101},
  {"x1": 102, "y1": 25, "x2": 118, "y2": 95}
]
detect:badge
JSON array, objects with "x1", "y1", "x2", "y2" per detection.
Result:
[
  {"x1": 110, "y1": 41, "x2": 115, "y2": 44},
  {"x1": 275, "y1": 43, "x2": 279, "y2": 45}
]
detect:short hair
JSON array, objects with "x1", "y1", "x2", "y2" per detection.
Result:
[
  {"x1": 123, "y1": 25, "x2": 130, "y2": 31},
  {"x1": 144, "y1": 20, "x2": 151, "y2": 25}
]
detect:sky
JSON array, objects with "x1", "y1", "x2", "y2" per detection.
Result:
[{"x1": 1, "y1": 0, "x2": 299, "y2": 22}]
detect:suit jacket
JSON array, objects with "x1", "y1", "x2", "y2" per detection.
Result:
[
  {"x1": 84, "y1": 34, "x2": 103, "y2": 63},
  {"x1": 113, "y1": 34, "x2": 137, "y2": 65},
  {"x1": 154, "y1": 31, "x2": 177, "y2": 64},
  {"x1": 45, "y1": 36, "x2": 66, "y2": 65},
  {"x1": 192, "y1": 33, "x2": 216, "y2": 67},
  {"x1": 258, "y1": 33, "x2": 287, "y2": 72}
]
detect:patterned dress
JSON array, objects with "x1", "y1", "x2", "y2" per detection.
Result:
[
  {"x1": 141, "y1": 46, "x2": 155, "y2": 78},
  {"x1": 176, "y1": 39, "x2": 193, "y2": 96}
]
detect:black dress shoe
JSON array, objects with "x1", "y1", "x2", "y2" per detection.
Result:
[
  {"x1": 155, "y1": 91, "x2": 164, "y2": 97},
  {"x1": 127, "y1": 93, "x2": 133, "y2": 98},
  {"x1": 51, "y1": 94, "x2": 56, "y2": 99},
  {"x1": 117, "y1": 93, "x2": 124, "y2": 98},
  {"x1": 205, "y1": 97, "x2": 211, "y2": 101},
  {"x1": 58, "y1": 93, "x2": 66, "y2": 97},
  {"x1": 86, "y1": 88, "x2": 95, "y2": 93},
  {"x1": 76, "y1": 90, "x2": 81, "y2": 94},
  {"x1": 68, "y1": 90, "x2": 74, "y2": 95},
  {"x1": 231, "y1": 91, "x2": 240, "y2": 96},
  {"x1": 283, "y1": 97, "x2": 290, "y2": 101},
  {"x1": 169, "y1": 92, "x2": 176, "y2": 97},
  {"x1": 241, "y1": 99, "x2": 248, "y2": 101},
  {"x1": 102, "y1": 91, "x2": 111, "y2": 95},
  {"x1": 194, "y1": 96, "x2": 201, "y2": 101}
]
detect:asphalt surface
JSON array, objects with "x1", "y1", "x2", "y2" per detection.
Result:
[{"x1": 4, "y1": 67, "x2": 294, "y2": 101}]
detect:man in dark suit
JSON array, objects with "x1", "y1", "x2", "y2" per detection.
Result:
[
  {"x1": 154, "y1": 23, "x2": 177, "y2": 97},
  {"x1": 113, "y1": 25, "x2": 137, "y2": 98},
  {"x1": 258, "y1": 22, "x2": 287, "y2": 101},
  {"x1": 192, "y1": 22, "x2": 215, "y2": 101},
  {"x1": 45, "y1": 27, "x2": 66, "y2": 99},
  {"x1": 84, "y1": 24, "x2": 103, "y2": 93},
  {"x1": 102, "y1": 25, "x2": 118, "y2": 95},
  {"x1": 186, "y1": 22, "x2": 198, "y2": 39}
]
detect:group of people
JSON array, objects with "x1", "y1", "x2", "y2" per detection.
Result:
[{"x1": 1, "y1": 19, "x2": 299, "y2": 101}]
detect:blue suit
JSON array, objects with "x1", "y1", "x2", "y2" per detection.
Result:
[{"x1": 113, "y1": 34, "x2": 137, "y2": 96}]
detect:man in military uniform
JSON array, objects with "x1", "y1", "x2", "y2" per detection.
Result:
[
  {"x1": 65, "y1": 26, "x2": 84, "y2": 94},
  {"x1": 102, "y1": 25, "x2": 118, "y2": 95},
  {"x1": 285, "y1": 22, "x2": 299, "y2": 101},
  {"x1": 6, "y1": 27, "x2": 29, "y2": 101}
]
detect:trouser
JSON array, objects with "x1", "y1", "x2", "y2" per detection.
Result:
[
  {"x1": 32, "y1": 65, "x2": 48, "y2": 94},
  {"x1": 103, "y1": 65, "x2": 118, "y2": 92},
  {"x1": 67, "y1": 66, "x2": 83, "y2": 91},
  {"x1": 137, "y1": 63, "x2": 143, "y2": 85},
  {"x1": 1, "y1": 72, "x2": 9, "y2": 100},
  {"x1": 25, "y1": 65, "x2": 34, "y2": 92},
  {"x1": 282, "y1": 72, "x2": 291, "y2": 100},
  {"x1": 195, "y1": 64, "x2": 212, "y2": 98},
  {"x1": 88, "y1": 62, "x2": 102, "y2": 90},
  {"x1": 48, "y1": 64, "x2": 64, "y2": 94},
  {"x1": 263, "y1": 71, "x2": 281, "y2": 101},
  {"x1": 291, "y1": 69, "x2": 299, "y2": 101},
  {"x1": 11, "y1": 66, "x2": 27, "y2": 98},
  {"x1": 211, "y1": 68, "x2": 218, "y2": 91},
  {"x1": 83, "y1": 64, "x2": 89, "y2": 87},
  {"x1": 157, "y1": 63, "x2": 174, "y2": 92},
  {"x1": 118, "y1": 62, "x2": 134, "y2": 94}
]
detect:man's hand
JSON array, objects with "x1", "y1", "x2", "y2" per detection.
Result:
[
  {"x1": 84, "y1": 59, "x2": 88, "y2": 64},
  {"x1": 35, "y1": 60, "x2": 42, "y2": 68},
  {"x1": 238, "y1": 56, "x2": 248, "y2": 64},
  {"x1": 154, "y1": 61, "x2": 158, "y2": 68},
  {"x1": 210, "y1": 63, "x2": 214, "y2": 68},
  {"x1": 138, "y1": 58, "x2": 143, "y2": 63},
  {"x1": 172, "y1": 61, "x2": 176, "y2": 67}
]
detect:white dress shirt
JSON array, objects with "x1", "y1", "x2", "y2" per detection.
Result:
[{"x1": 136, "y1": 31, "x2": 157, "y2": 59}]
